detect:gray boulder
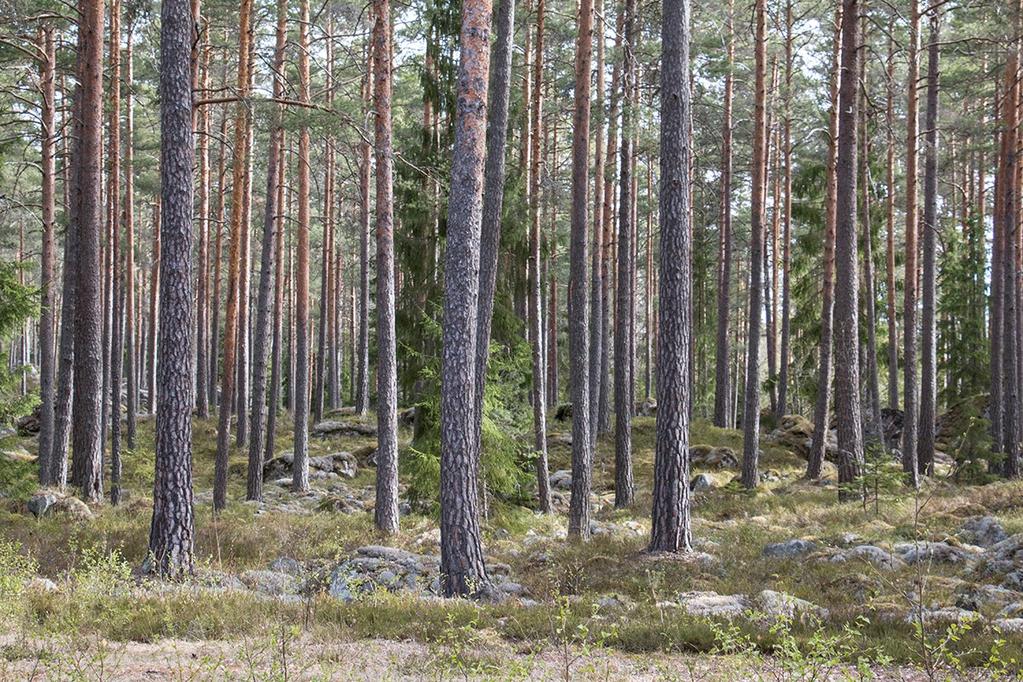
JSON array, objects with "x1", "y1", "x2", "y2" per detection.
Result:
[
  {"x1": 960, "y1": 516, "x2": 1008, "y2": 548},
  {"x1": 763, "y1": 539, "x2": 818, "y2": 559}
]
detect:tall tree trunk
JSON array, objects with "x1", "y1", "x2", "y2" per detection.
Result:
[
  {"x1": 213, "y1": 0, "x2": 253, "y2": 510},
  {"x1": 109, "y1": 0, "x2": 124, "y2": 505},
  {"x1": 37, "y1": 25, "x2": 57, "y2": 484},
  {"x1": 806, "y1": 5, "x2": 842, "y2": 480},
  {"x1": 527, "y1": 0, "x2": 551, "y2": 514},
  {"x1": 918, "y1": 7, "x2": 940, "y2": 476},
  {"x1": 147, "y1": 203, "x2": 160, "y2": 416},
  {"x1": 148, "y1": 0, "x2": 196, "y2": 576},
  {"x1": 567, "y1": 0, "x2": 595, "y2": 538},
  {"x1": 740, "y1": 0, "x2": 767, "y2": 489},
  {"x1": 195, "y1": 30, "x2": 210, "y2": 421},
  {"x1": 209, "y1": 114, "x2": 227, "y2": 410},
  {"x1": 356, "y1": 56, "x2": 372, "y2": 416},
  {"x1": 247, "y1": 0, "x2": 287, "y2": 501},
  {"x1": 885, "y1": 32, "x2": 899, "y2": 410},
  {"x1": 439, "y1": 0, "x2": 493, "y2": 598},
  {"x1": 598, "y1": 9, "x2": 623, "y2": 437},
  {"x1": 713, "y1": 0, "x2": 734, "y2": 428},
  {"x1": 124, "y1": 34, "x2": 137, "y2": 451},
  {"x1": 474, "y1": 0, "x2": 519, "y2": 500},
  {"x1": 71, "y1": 0, "x2": 105, "y2": 502},
  {"x1": 314, "y1": 24, "x2": 334, "y2": 425},
  {"x1": 373, "y1": 0, "x2": 400, "y2": 533},
  {"x1": 833, "y1": 0, "x2": 864, "y2": 496},
  {"x1": 293, "y1": 0, "x2": 312, "y2": 493},
  {"x1": 999, "y1": 47, "x2": 1020, "y2": 477},
  {"x1": 649, "y1": 0, "x2": 692, "y2": 554},
  {"x1": 614, "y1": 0, "x2": 636, "y2": 508},
  {"x1": 589, "y1": 0, "x2": 605, "y2": 448},
  {"x1": 265, "y1": 132, "x2": 287, "y2": 463},
  {"x1": 776, "y1": 0, "x2": 793, "y2": 420},
  {"x1": 901, "y1": 0, "x2": 921, "y2": 485}
]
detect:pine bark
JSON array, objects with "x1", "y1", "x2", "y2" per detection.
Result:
[
  {"x1": 567, "y1": 0, "x2": 595, "y2": 538},
  {"x1": 917, "y1": 8, "x2": 940, "y2": 476},
  {"x1": 37, "y1": 25, "x2": 57, "y2": 484},
  {"x1": 614, "y1": 0, "x2": 636, "y2": 508},
  {"x1": 806, "y1": 6, "x2": 842, "y2": 479},
  {"x1": 148, "y1": 0, "x2": 196, "y2": 577},
  {"x1": 293, "y1": 0, "x2": 312, "y2": 493},
  {"x1": 247, "y1": 0, "x2": 287, "y2": 501},
  {"x1": 776, "y1": 0, "x2": 793, "y2": 420},
  {"x1": 440, "y1": 0, "x2": 492, "y2": 597},
  {"x1": 213, "y1": 0, "x2": 253, "y2": 510},
  {"x1": 71, "y1": 0, "x2": 105, "y2": 502},
  {"x1": 901, "y1": 0, "x2": 921, "y2": 485},
  {"x1": 649, "y1": 0, "x2": 692, "y2": 554},
  {"x1": 373, "y1": 0, "x2": 401, "y2": 533},
  {"x1": 713, "y1": 0, "x2": 734, "y2": 428},
  {"x1": 526, "y1": 0, "x2": 551, "y2": 513},
  {"x1": 832, "y1": 0, "x2": 864, "y2": 494},
  {"x1": 740, "y1": 0, "x2": 768, "y2": 489}
]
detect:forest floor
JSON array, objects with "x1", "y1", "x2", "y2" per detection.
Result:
[{"x1": 1, "y1": 411, "x2": 1022, "y2": 680}]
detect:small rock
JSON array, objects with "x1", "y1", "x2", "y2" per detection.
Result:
[
  {"x1": 763, "y1": 539, "x2": 818, "y2": 559},
  {"x1": 955, "y1": 584, "x2": 1022, "y2": 613}
]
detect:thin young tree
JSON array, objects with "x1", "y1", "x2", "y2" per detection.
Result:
[
  {"x1": 649, "y1": 0, "x2": 692, "y2": 554},
  {"x1": 567, "y1": 0, "x2": 595, "y2": 539},
  {"x1": 589, "y1": 0, "x2": 605, "y2": 448},
  {"x1": 885, "y1": 32, "x2": 898, "y2": 410},
  {"x1": 147, "y1": 0, "x2": 196, "y2": 577},
  {"x1": 439, "y1": 0, "x2": 493, "y2": 597},
  {"x1": 740, "y1": 0, "x2": 767, "y2": 489},
  {"x1": 373, "y1": 0, "x2": 400, "y2": 533},
  {"x1": 108, "y1": 0, "x2": 123, "y2": 504}
]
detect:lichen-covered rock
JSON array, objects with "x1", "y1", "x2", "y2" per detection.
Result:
[
  {"x1": 954, "y1": 584, "x2": 1023, "y2": 613},
  {"x1": 239, "y1": 569, "x2": 301, "y2": 597},
  {"x1": 676, "y1": 591, "x2": 750, "y2": 619},
  {"x1": 960, "y1": 516, "x2": 1008, "y2": 548},
  {"x1": 763, "y1": 539, "x2": 818, "y2": 559},
  {"x1": 894, "y1": 541, "x2": 979, "y2": 566},
  {"x1": 993, "y1": 618, "x2": 1023, "y2": 633},
  {"x1": 269, "y1": 557, "x2": 304, "y2": 577},
  {"x1": 904, "y1": 607, "x2": 982, "y2": 627},
  {"x1": 826, "y1": 545, "x2": 906, "y2": 570},
  {"x1": 549, "y1": 470, "x2": 572, "y2": 490},
  {"x1": 689, "y1": 473, "x2": 721, "y2": 492},
  {"x1": 755, "y1": 590, "x2": 828, "y2": 621},
  {"x1": 311, "y1": 420, "x2": 377, "y2": 437},
  {"x1": 26, "y1": 491, "x2": 58, "y2": 518}
]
